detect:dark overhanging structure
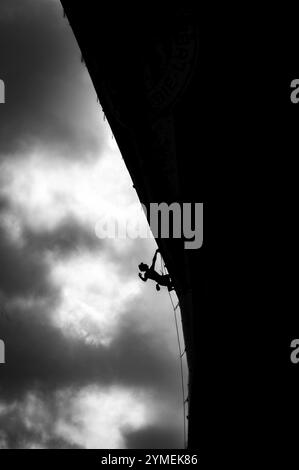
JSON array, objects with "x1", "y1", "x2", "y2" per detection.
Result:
[{"x1": 60, "y1": 2, "x2": 207, "y2": 450}]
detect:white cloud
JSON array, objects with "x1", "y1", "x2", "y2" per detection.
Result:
[
  {"x1": 0, "y1": 146, "x2": 136, "y2": 234},
  {"x1": 0, "y1": 386, "x2": 151, "y2": 449},
  {"x1": 55, "y1": 386, "x2": 149, "y2": 449},
  {"x1": 50, "y1": 251, "x2": 141, "y2": 345},
  {"x1": 0, "y1": 0, "x2": 184, "y2": 449},
  {"x1": 0, "y1": 131, "x2": 145, "y2": 345}
]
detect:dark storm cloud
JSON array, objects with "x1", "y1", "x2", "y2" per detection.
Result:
[
  {"x1": 0, "y1": 0, "x2": 183, "y2": 449},
  {"x1": 124, "y1": 425, "x2": 182, "y2": 449},
  {"x1": 0, "y1": 306, "x2": 179, "y2": 401},
  {"x1": 0, "y1": 214, "x2": 182, "y2": 447},
  {"x1": 23, "y1": 216, "x2": 102, "y2": 257},
  {"x1": 0, "y1": 202, "x2": 176, "y2": 403},
  {"x1": 0, "y1": 391, "x2": 83, "y2": 449},
  {"x1": 0, "y1": 0, "x2": 103, "y2": 160},
  {"x1": 0, "y1": 224, "x2": 56, "y2": 299},
  {"x1": 0, "y1": 295, "x2": 182, "y2": 442},
  {"x1": 0, "y1": 210, "x2": 102, "y2": 300}
]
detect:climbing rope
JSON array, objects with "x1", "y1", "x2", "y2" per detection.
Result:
[{"x1": 160, "y1": 254, "x2": 188, "y2": 449}]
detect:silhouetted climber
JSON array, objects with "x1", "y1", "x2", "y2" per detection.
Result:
[{"x1": 138, "y1": 249, "x2": 174, "y2": 291}]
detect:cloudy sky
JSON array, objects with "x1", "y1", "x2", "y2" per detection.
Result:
[{"x1": 0, "y1": 0, "x2": 187, "y2": 449}]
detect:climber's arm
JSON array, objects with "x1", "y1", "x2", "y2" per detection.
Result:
[{"x1": 139, "y1": 273, "x2": 147, "y2": 282}]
